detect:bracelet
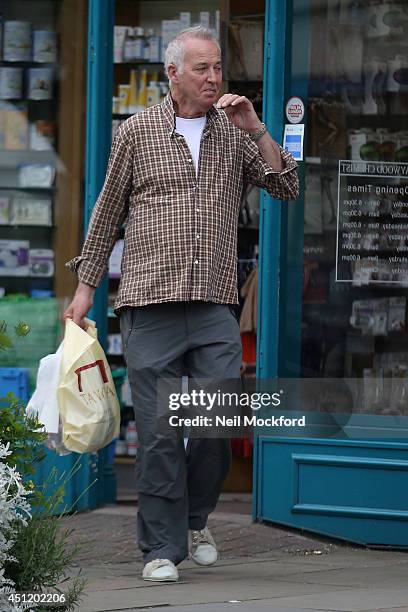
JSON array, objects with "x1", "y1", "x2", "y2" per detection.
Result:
[{"x1": 248, "y1": 122, "x2": 267, "y2": 142}]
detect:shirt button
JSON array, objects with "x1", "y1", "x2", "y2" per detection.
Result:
[
  {"x1": 196, "y1": 234, "x2": 200, "y2": 239},
  {"x1": 187, "y1": 158, "x2": 193, "y2": 163},
  {"x1": 196, "y1": 208, "x2": 200, "y2": 212},
  {"x1": 194, "y1": 260, "x2": 199, "y2": 265}
]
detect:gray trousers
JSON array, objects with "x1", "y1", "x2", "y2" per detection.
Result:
[{"x1": 120, "y1": 301, "x2": 242, "y2": 565}]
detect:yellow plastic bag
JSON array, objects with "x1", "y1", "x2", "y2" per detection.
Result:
[{"x1": 57, "y1": 318, "x2": 120, "y2": 453}]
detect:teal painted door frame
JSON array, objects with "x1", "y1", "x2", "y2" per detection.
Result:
[
  {"x1": 78, "y1": 0, "x2": 115, "y2": 510},
  {"x1": 253, "y1": 0, "x2": 293, "y2": 520},
  {"x1": 85, "y1": 0, "x2": 115, "y2": 350},
  {"x1": 254, "y1": 0, "x2": 408, "y2": 546}
]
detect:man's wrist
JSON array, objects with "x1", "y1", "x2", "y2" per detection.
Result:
[
  {"x1": 77, "y1": 282, "x2": 96, "y2": 298},
  {"x1": 247, "y1": 122, "x2": 267, "y2": 142}
]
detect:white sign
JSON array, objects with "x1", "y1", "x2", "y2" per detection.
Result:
[
  {"x1": 336, "y1": 160, "x2": 408, "y2": 285},
  {"x1": 283, "y1": 124, "x2": 304, "y2": 161},
  {"x1": 285, "y1": 96, "x2": 304, "y2": 124}
]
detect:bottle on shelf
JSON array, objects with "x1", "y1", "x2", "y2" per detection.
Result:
[
  {"x1": 146, "y1": 80, "x2": 160, "y2": 107},
  {"x1": 118, "y1": 83, "x2": 130, "y2": 114},
  {"x1": 123, "y1": 27, "x2": 135, "y2": 62},
  {"x1": 134, "y1": 27, "x2": 145, "y2": 61},
  {"x1": 138, "y1": 69, "x2": 147, "y2": 108},
  {"x1": 128, "y1": 69, "x2": 139, "y2": 114},
  {"x1": 126, "y1": 420, "x2": 138, "y2": 457}
]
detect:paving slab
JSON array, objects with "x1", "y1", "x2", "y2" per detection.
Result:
[
  {"x1": 268, "y1": 588, "x2": 408, "y2": 611},
  {"x1": 62, "y1": 503, "x2": 408, "y2": 612}
]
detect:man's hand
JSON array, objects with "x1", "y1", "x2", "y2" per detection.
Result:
[
  {"x1": 216, "y1": 93, "x2": 262, "y2": 133},
  {"x1": 63, "y1": 282, "x2": 96, "y2": 329}
]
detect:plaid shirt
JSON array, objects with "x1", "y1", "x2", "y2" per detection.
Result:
[{"x1": 66, "y1": 94, "x2": 299, "y2": 311}]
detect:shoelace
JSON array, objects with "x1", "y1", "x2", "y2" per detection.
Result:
[
  {"x1": 191, "y1": 530, "x2": 210, "y2": 546},
  {"x1": 145, "y1": 558, "x2": 172, "y2": 571}
]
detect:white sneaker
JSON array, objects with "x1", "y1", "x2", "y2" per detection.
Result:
[
  {"x1": 189, "y1": 527, "x2": 218, "y2": 566},
  {"x1": 142, "y1": 558, "x2": 179, "y2": 582}
]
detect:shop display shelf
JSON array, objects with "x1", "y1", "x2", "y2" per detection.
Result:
[
  {"x1": 114, "y1": 61, "x2": 163, "y2": 66},
  {"x1": 0, "y1": 60, "x2": 57, "y2": 68},
  {"x1": 0, "y1": 224, "x2": 55, "y2": 229},
  {"x1": 0, "y1": 186, "x2": 56, "y2": 191},
  {"x1": 0, "y1": 149, "x2": 57, "y2": 165}
]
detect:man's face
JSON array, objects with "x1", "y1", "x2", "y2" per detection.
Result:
[{"x1": 171, "y1": 39, "x2": 222, "y2": 111}]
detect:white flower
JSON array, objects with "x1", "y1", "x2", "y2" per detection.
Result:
[{"x1": 0, "y1": 442, "x2": 34, "y2": 611}]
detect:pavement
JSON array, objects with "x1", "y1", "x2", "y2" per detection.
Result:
[{"x1": 61, "y1": 494, "x2": 408, "y2": 612}]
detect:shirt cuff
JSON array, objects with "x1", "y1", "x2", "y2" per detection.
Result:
[
  {"x1": 264, "y1": 145, "x2": 298, "y2": 175},
  {"x1": 65, "y1": 255, "x2": 102, "y2": 288}
]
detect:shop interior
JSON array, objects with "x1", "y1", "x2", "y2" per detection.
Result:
[{"x1": 0, "y1": 0, "x2": 266, "y2": 503}]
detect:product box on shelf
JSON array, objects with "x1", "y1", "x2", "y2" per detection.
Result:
[
  {"x1": 149, "y1": 36, "x2": 161, "y2": 63},
  {"x1": 27, "y1": 68, "x2": 53, "y2": 100},
  {"x1": 161, "y1": 20, "x2": 181, "y2": 62},
  {"x1": 0, "y1": 67, "x2": 23, "y2": 100},
  {"x1": 32, "y1": 31, "x2": 58, "y2": 63},
  {"x1": 29, "y1": 249, "x2": 54, "y2": 277},
  {"x1": 350, "y1": 297, "x2": 407, "y2": 336},
  {"x1": 4, "y1": 104, "x2": 28, "y2": 150},
  {"x1": 10, "y1": 194, "x2": 52, "y2": 226},
  {"x1": 109, "y1": 239, "x2": 124, "y2": 278},
  {"x1": 0, "y1": 196, "x2": 10, "y2": 224},
  {"x1": 228, "y1": 21, "x2": 264, "y2": 81},
  {"x1": 0, "y1": 104, "x2": 5, "y2": 148},
  {"x1": 19, "y1": 164, "x2": 55, "y2": 188},
  {"x1": 199, "y1": 12, "x2": 210, "y2": 28},
  {"x1": 0, "y1": 239, "x2": 29, "y2": 276},
  {"x1": 179, "y1": 12, "x2": 191, "y2": 29},
  {"x1": 113, "y1": 26, "x2": 127, "y2": 63},
  {"x1": 388, "y1": 297, "x2": 406, "y2": 333},
  {"x1": 3, "y1": 21, "x2": 31, "y2": 62},
  {"x1": 29, "y1": 121, "x2": 56, "y2": 151}
]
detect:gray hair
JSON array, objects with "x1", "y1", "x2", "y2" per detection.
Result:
[{"x1": 164, "y1": 26, "x2": 220, "y2": 79}]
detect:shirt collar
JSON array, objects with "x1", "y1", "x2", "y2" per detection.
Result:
[{"x1": 161, "y1": 92, "x2": 220, "y2": 135}]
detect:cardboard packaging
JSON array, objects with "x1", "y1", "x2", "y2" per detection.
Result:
[
  {"x1": 228, "y1": 21, "x2": 264, "y2": 81},
  {"x1": 5, "y1": 105, "x2": 28, "y2": 150},
  {"x1": 0, "y1": 239, "x2": 29, "y2": 276},
  {"x1": 29, "y1": 249, "x2": 54, "y2": 277},
  {"x1": 0, "y1": 195, "x2": 10, "y2": 225},
  {"x1": 10, "y1": 195, "x2": 52, "y2": 226}
]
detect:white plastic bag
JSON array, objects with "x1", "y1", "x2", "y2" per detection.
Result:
[
  {"x1": 26, "y1": 342, "x2": 71, "y2": 455},
  {"x1": 57, "y1": 318, "x2": 120, "y2": 453}
]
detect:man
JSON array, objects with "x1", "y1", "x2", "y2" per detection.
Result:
[{"x1": 65, "y1": 26, "x2": 299, "y2": 582}]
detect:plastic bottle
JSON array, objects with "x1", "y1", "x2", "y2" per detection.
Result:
[
  {"x1": 128, "y1": 69, "x2": 139, "y2": 113},
  {"x1": 138, "y1": 69, "x2": 147, "y2": 108},
  {"x1": 146, "y1": 80, "x2": 160, "y2": 106},
  {"x1": 126, "y1": 420, "x2": 138, "y2": 457},
  {"x1": 123, "y1": 27, "x2": 135, "y2": 62},
  {"x1": 133, "y1": 27, "x2": 144, "y2": 60}
]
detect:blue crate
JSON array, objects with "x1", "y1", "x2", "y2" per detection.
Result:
[{"x1": 0, "y1": 367, "x2": 30, "y2": 403}]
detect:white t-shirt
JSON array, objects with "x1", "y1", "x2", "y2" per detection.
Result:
[{"x1": 175, "y1": 115, "x2": 207, "y2": 175}]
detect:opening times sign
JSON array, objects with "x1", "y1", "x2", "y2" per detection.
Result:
[{"x1": 336, "y1": 160, "x2": 408, "y2": 285}]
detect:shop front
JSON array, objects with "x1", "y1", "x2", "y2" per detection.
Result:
[
  {"x1": 255, "y1": 0, "x2": 408, "y2": 546},
  {"x1": 0, "y1": 0, "x2": 101, "y2": 511}
]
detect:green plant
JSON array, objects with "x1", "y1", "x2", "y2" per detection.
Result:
[
  {"x1": 0, "y1": 397, "x2": 47, "y2": 483},
  {"x1": 5, "y1": 472, "x2": 86, "y2": 612},
  {"x1": 0, "y1": 320, "x2": 87, "y2": 611}
]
